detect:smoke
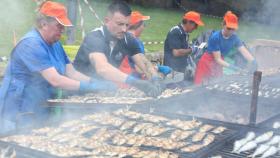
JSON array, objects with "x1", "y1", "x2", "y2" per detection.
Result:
[
  {"x1": 0, "y1": 0, "x2": 36, "y2": 55},
  {"x1": 242, "y1": 0, "x2": 280, "y2": 25},
  {"x1": 258, "y1": 0, "x2": 280, "y2": 25}
]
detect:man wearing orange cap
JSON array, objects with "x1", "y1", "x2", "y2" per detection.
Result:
[
  {"x1": 164, "y1": 11, "x2": 204, "y2": 73},
  {"x1": 0, "y1": 1, "x2": 115, "y2": 133},
  {"x1": 194, "y1": 11, "x2": 257, "y2": 85},
  {"x1": 74, "y1": 1, "x2": 164, "y2": 97},
  {"x1": 119, "y1": 11, "x2": 172, "y2": 79}
]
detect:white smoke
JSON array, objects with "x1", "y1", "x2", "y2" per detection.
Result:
[
  {"x1": 242, "y1": 0, "x2": 280, "y2": 25},
  {"x1": 0, "y1": 0, "x2": 36, "y2": 56}
]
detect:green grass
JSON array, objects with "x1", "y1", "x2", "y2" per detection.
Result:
[{"x1": 0, "y1": 0, "x2": 280, "y2": 58}]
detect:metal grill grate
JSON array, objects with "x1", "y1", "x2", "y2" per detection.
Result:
[
  {"x1": 206, "y1": 74, "x2": 280, "y2": 99},
  {"x1": 0, "y1": 109, "x2": 242, "y2": 158}
]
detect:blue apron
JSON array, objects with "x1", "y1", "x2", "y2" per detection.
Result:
[{"x1": 0, "y1": 29, "x2": 66, "y2": 131}]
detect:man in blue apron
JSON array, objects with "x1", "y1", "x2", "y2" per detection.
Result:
[{"x1": 0, "y1": 1, "x2": 116, "y2": 133}]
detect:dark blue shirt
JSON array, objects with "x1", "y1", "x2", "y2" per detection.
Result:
[
  {"x1": 73, "y1": 26, "x2": 141, "y2": 76},
  {"x1": 128, "y1": 37, "x2": 145, "y2": 68},
  {"x1": 164, "y1": 24, "x2": 190, "y2": 72}
]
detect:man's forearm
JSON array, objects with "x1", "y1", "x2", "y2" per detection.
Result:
[
  {"x1": 238, "y1": 46, "x2": 254, "y2": 62},
  {"x1": 66, "y1": 64, "x2": 90, "y2": 82},
  {"x1": 68, "y1": 71, "x2": 90, "y2": 82},
  {"x1": 172, "y1": 48, "x2": 192, "y2": 57},
  {"x1": 41, "y1": 67, "x2": 81, "y2": 90},
  {"x1": 96, "y1": 63, "x2": 128, "y2": 82}
]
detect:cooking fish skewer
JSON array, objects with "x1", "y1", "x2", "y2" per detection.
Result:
[
  {"x1": 236, "y1": 141, "x2": 257, "y2": 154},
  {"x1": 199, "y1": 124, "x2": 214, "y2": 132},
  {"x1": 273, "y1": 122, "x2": 280, "y2": 129},
  {"x1": 212, "y1": 126, "x2": 226, "y2": 134},
  {"x1": 202, "y1": 134, "x2": 215, "y2": 146},
  {"x1": 254, "y1": 131, "x2": 274, "y2": 144},
  {"x1": 192, "y1": 132, "x2": 206, "y2": 142},
  {"x1": 232, "y1": 131, "x2": 255, "y2": 153},
  {"x1": 260, "y1": 146, "x2": 278, "y2": 158},
  {"x1": 265, "y1": 135, "x2": 280, "y2": 145},
  {"x1": 248, "y1": 144, "x2": 270, "y2": 158}
]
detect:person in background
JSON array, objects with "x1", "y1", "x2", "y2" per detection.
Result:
[
  {"x1": 194, "y1": 11, "x2": 257, "y2": 85},
  {"x1": 119, "y1": 11, "x2": 172, "y2": 79},
  {"x1": 164, "y1": 11, "x2": 204, "y2": 73},
  {"x1": 0, "y1": 1, "x2": 115, "y2": 133},
  {"x1": 73, "y1": 1, "x2": 164, "y2": 97}
]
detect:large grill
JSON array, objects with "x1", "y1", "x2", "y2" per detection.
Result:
[
  {"x1": 0, "y1": 108, "x2": 244, "y2": 158},
  {"x1": 1, "y1": 70, "x2": 279, "y2": 157}
]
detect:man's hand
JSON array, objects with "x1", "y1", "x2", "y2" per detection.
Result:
[
  {"x1": 157, "y1": 65, "x2": 172, "y2": 75},
  {"x1": 190, "y1": 45, "x2": 199, "y2": 54},
  {"x1": 80, "y1": 80, "x2": 117, "y2": 92},
  {"x1": 126, "y1": 75, "x2": 163, "y2": 97}
]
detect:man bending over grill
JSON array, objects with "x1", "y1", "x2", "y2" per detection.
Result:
[
  {"x1": 73, "y1": 1, "x2": 164, "y2": 97},
  {"x1": 194, "y1": 11, "x2": 258, "y2": 85},
  {"x1": 0, "y1": 1, "x2": 115, "y2": 133}
]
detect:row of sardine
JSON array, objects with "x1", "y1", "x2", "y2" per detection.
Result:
[{"x1": 232, "y1": 131, "x2": 280, "y2": 157}]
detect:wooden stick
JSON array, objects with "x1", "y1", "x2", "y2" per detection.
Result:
[{"x1": 13, "y1": 30, "x2": 17, "y2": 46}]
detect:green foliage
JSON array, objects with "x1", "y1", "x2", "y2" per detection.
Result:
[
  {"x1": 0, "y1": 0, "x2": 280, "y2": 57},
  {"x1": 63, "y1": 45, "x2": 80, "y2": 61}
]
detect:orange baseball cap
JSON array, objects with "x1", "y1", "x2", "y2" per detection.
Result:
[
  {"x1": 130, "y1": 11, "x2": 150, "y2": 26},
  {"x1": 224, "y1": 11, "x2": 238, "y2": 29},
  {"x1": 39, "y1": 1, "x2": 72, "y2": 26},
  {"x1": 183, "y1": 11, "x2": 204, "y2": 26}
]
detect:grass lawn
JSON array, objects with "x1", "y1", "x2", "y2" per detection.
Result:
[{"x1": 0, "y1": 0, "x2": 280, "y2": 59}]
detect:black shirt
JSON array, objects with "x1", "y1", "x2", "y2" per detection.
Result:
[
  {"x1": 164, "y1": 24, "x2": 190, "y2": 72},
  {"x1": 73, "y1": 26, "x2": 141, "y2": 76}
]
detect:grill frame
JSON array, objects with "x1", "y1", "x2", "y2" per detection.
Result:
[
  {"x1": 0, "y1": 108, "x2": 250, "y2": 158},
  {"x1": 2, "y1": 72, "x2": 278, "y2": 157}
]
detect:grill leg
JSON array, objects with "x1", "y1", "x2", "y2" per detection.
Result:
[{"x1": 249, "y1": 71, "x2": 262, "y2": 126}]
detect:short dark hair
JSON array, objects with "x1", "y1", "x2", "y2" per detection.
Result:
[
  {"x1": 108, "y1": 0, "x2": 131, "y2": 17},
  {"x1": 182, "y1": 19, "x2": 188, "y2": 24}
]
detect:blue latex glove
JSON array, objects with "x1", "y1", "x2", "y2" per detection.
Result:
[
  {"x1": 125, "y1": 75, "x2": 163, "y2": 97},
  {"x1": 157, "y1": 65, "x2": 172, "y2": 75},
  {"x1": 80, "y1": 80, "x2": 117, "y2": 92},
  {"x1": 228, "y1": 64, "x2": 242, "y2": 71},
  {"x1": 125, "y1": 75, "x2": 137, "y2": 84}
]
